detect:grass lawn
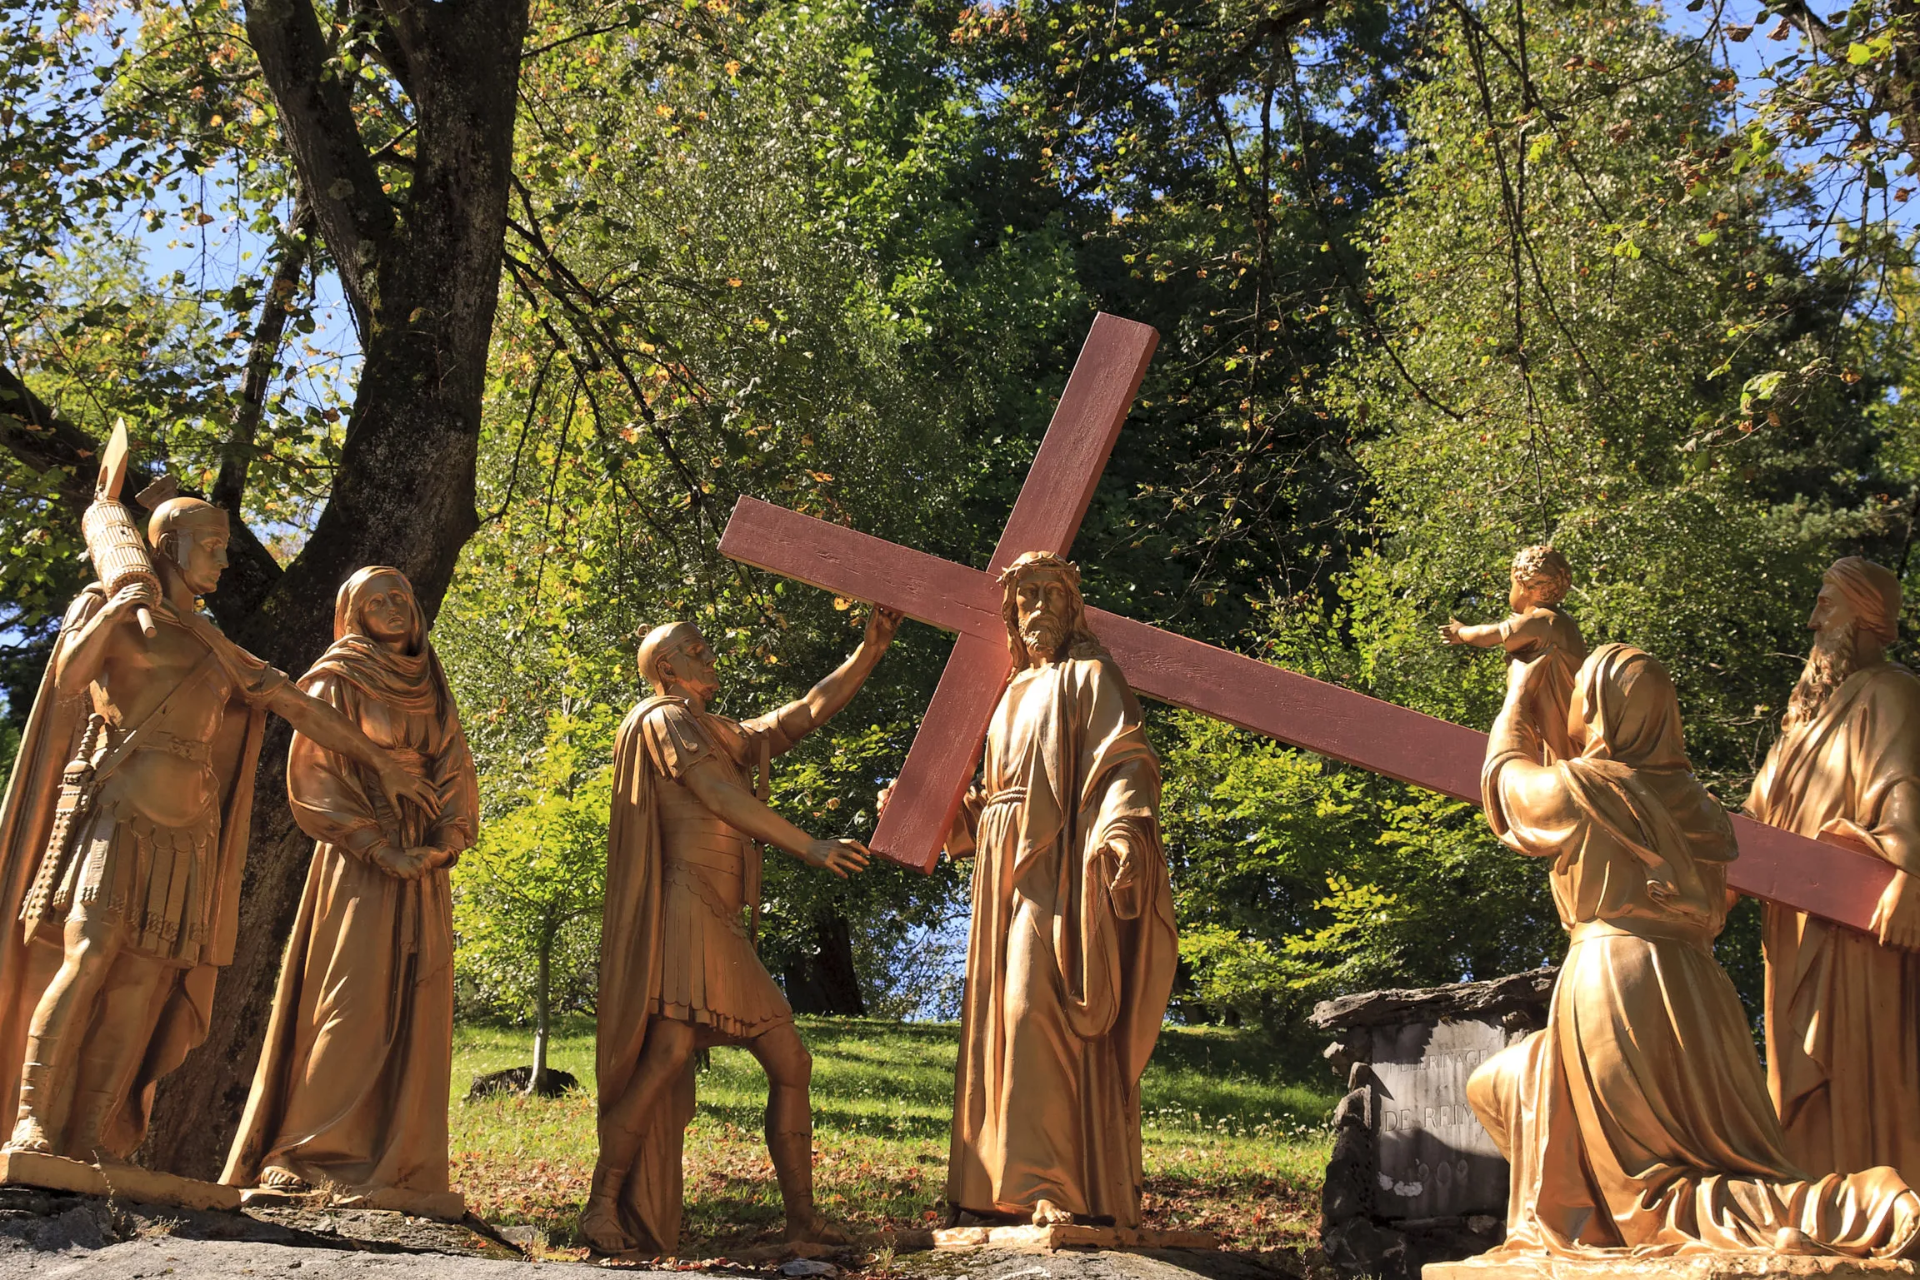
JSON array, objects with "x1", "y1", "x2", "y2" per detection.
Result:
[{"x1": 449, "y1": 1014, "x2": 1337, "y2": 1258}]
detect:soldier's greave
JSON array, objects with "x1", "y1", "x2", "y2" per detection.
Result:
[
  {"x1": 16, "y1": 931, "x2": 121, "y2": 1152},
  {"x1": 66, "y1": 1027, "x2": 144, "y2": 1160},
  {"x1": 64, "y1": 954, "x2": 170, "y2": 1162},
  {"x1": 10, "y1": 1050, "x2": 66, "y2": 1148},
  {"x1": 766, "y1": 1110, "x2": 815, "y2": 1219}
]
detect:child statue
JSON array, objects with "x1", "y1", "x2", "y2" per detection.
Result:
[{"x1": 1440, "y1": 544, "x2": 1587, "y2": 762}]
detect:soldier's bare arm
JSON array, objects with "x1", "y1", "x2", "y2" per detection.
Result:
[
  {"x1": 683, "y1": 759, "x2": 870, "y2": 877},
  {"x1": 53, "y1": 584, "x2": 151, "y2": 695},
  {"x1": 769, "y1": 608, "x2": 901, "y2": 744}
]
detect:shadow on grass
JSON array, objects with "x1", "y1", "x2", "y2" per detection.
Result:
[{"x1": 693, "y1": 1099, "x2": 954, "y2": 1139}]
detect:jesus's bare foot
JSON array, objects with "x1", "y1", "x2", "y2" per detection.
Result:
[
  {"x1": 5, "y1": 1116, "x2": 51, "y2": 1154},
  {"x1": 785, "y1": 1211, "x2": 850, "y2": 1245},
  {"x1": 1031, "y1": 1199, "x2": 1074, "y2": 1227}
]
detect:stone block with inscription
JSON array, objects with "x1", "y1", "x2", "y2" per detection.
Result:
[{"x1": 1310, "y1": 967, "x2": 1557, "y2": 1280}]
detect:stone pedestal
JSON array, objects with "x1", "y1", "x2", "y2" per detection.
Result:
[
  {"x1": 0, "y1": 1148, "x2": 241, "y2": 1212},
  {"x1": 933, "y1": 1224, "x2": 1219, "y2": 1251},
  {"x1": 1426, "y1": 1256, "x2": 1918, "y2": 1280},
  {"x1": 1313, "y1": 967, "x2": 1557, "y2": 1280},
  {"x1": 238, "y1": 1184, "x2": 466, "y2": 1221}
]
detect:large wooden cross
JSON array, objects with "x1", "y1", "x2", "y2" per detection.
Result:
[{"x1": 719, "y1": 312, "x2": 1892, "y2": 931}]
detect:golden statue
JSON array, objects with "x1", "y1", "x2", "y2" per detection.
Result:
[
  {"x1": 0, "y1": 451, "x2": 437, "y2": 1171},
  {"x1": 1468, "y1": 643, "x2": 1920, "y2": 1258},
  {"x1": 892, "y1": 551, "x2": 1176, "y2": 1229},
  {"x1": 1745, "y1": 557, "x2": 1920, "y2": 1187},
  {"x1": 222, "y1": 567, "x2": 480, "y2": 1216},
  {"x1": 585, "y1": 607, "x2": 900, "y2": 1256},
  {"x1": 1441, "y1": 545, "x2": 1587, "y2": 763}
]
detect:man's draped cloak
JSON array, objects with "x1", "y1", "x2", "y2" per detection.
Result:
[
  {"x1": 0, "y1": 586, "x2": 268, "y2": 1159},
  {"x1": 947, "y1": 654, "x2": 1177, "y2": 1227},
  {"x1": 1747, "y1": 661, "x2": 1920, "y2": 1188},
  {"x1": 596, "y1": 694, "x2": 792, "y2": 1254}
]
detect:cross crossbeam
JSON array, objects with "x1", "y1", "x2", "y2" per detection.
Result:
[{"x1": 717, "y1": 312, "x2": 1891, "y2": 933}]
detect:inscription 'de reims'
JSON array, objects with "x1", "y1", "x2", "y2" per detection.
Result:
[{"x1": 1368, "y1": 1018, "x2": 1513, "y2": 1221}]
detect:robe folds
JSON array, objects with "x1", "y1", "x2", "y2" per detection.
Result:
[
  {"x1": 596, "y1": 695, "x2": 790, "y2": 1255},
  {"x1": 0, "y1": 586, "x2": 267, "y2": 1160},
  {"x1": 947, "y1": 655, "x2": 1177, "y2": 1227},
  {"x1": 223, "y1": 586, "x2": 478, "y2": 1199},
  {"x1": 1746, "y1": 661, "x2": 1920, "y2": 1188},
  {"x1": 1472, "y1": 644, "x2": 1920, "y2": 1259}
]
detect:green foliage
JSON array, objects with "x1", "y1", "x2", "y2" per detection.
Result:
[
  {"x1": 1161, "y1": 712, "x2": 1561, "y2": 1022},
  {"x1": 1331, "y1": 0, "x2": 1904, "y2": 788},
  {"x1": 0, "y1": 0, "x2": 343, "y2": 729},
  {"x1": 450, "y1": 1014, "x2": 1335, "y2": 1249},
  {"x1": 22, "y1": 0, "x2": 1920, "y2": 1038},
  {"x1": 440, "y1": 0, "x2": 1040, "y2": 1011},
  {"x1": 454, "y1": 710, "x2": 613, "y2": 1021}
]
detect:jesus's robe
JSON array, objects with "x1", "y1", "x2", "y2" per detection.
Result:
[
  {"x1": 946, "y1": 653, "x2": 1178, "y2": 1227},
  {"x1": 1747, "y1": 661, "x2": 1920, "y2": 1188}
]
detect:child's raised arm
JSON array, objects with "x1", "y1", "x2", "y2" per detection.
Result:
[{"x1": 1440, "y1": 618, "x2": 1503, "y2": 648}]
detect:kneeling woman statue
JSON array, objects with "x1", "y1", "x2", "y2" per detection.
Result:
[{"x1": 223, "y1": 566, "x2": 478, "y2": 1217}]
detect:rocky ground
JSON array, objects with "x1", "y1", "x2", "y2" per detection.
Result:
[{"x1": 0, "y1": 1186, "x2": 1311, "y2": 1280}]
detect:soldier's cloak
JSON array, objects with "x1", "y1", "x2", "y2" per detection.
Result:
[{"x1": 596, "y1": 694, "x2": 699, "y2": 1255}]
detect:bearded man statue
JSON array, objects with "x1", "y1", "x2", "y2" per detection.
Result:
[
  {"x1": 1747, "y1": 556, "x2": 1920, "y2": 1186},
  {"x1": 884, "y1": 551, "x2": 1177, "y2": 1229}
]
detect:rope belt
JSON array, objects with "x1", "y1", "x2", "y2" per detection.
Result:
[
  {"x1": 1569, "y1": 917, "x2": 1711, "y2": 950},
  {"x1": 984, "y1": 787, "x2": 1027, "y2": 809}
]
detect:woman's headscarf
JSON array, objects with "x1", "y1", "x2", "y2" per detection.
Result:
[
  {"x1": 1558, "y1": 645, "x2": 1738, "y2": 912},
  {"x1": 308, "y1": 566, "x2": 449, "y2": 717}
]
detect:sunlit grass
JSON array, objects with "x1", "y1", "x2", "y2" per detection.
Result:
[{"x1": 449, "y1": 1015, "x2": 1335, "y2": 1258}]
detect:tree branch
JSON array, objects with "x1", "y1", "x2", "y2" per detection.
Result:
[
  {"x1": 345, "y1": 0, "x2": 417, "y2": 91},
  {"x1": 244, "y1": 0, "x2": 395, "y2": 328},
  {"x1": 0, "y1": 365, "x2": 284, "y2": 621},
  {"x1": 214, "y1": 195, "x2": 316, "y2": 515}
]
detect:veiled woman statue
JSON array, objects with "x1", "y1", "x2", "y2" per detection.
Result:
[
  {"x1": 1468, "y1": 643, "x2": 1919, "y2": 1259},
  {"x1": 222, "y1": 567, "x2": 478, "y2": 1218}
]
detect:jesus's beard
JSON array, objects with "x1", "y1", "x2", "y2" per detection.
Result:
[
  {"x1": 1783, "y1": 621, "x2": 1859, "y2": 731},
  {"x1": 1022, "y1": 615, "x2": 1066, "y2": 664}
]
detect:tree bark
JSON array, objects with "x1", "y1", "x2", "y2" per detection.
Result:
[
  {"x1": 529, "y1": 920, "x2": 553, "y2": 1096},
  {"x1": 782, "y1": 912, "x2": 867, "y2": 1017},
  {"x1": 134, "y1": 0, "x2": 531, "y2": 1178}
]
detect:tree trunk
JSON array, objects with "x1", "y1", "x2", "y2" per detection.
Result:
[
  {"x1": 782, "y1": 912, "x2": 867, "y2": 1017},
  {"x1": 528, "y1": 923, "x2": 553, "y2": 1096},
  {"x1": 137, "y1": 0, "x2": 532, "y2": 1178}
]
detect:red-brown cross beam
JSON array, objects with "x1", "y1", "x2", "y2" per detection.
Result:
[{"x1": 718, "y1": 312, "x2": 1892, "y2": 932}]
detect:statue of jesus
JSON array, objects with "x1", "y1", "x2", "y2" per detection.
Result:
[{"x1": 886, "y1": 551, "x2": 1177, "y2": 1229}]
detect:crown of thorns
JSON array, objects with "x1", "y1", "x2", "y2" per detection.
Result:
[{"x1": 997, "y1": 551, "x2": 1081, "y2": 586}]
